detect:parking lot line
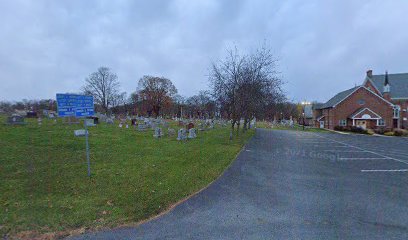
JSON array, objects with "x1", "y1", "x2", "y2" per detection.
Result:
[
  {"x1": 338, "y1": 157, "x2": 388, "y2": 160},
  {"x1": 323, "y1": 150, "x2": 365, "y2": 152},
  {"x1": 313, "y1": 133, "x2": 408, "y2": 166},
  {"x1": 361, "y1": 169, "x2": 408, "y2": 172}
]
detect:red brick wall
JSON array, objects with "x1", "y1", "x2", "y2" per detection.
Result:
[
  {"x1": 392, "y1": 99, "x2": 408, "y2": 129},
  {"x1": 327, "y1": 87, "x2": 393, "y2": 129},
  {"x1": 313, "y1": 109, "x2": 323, "y2": 127}
]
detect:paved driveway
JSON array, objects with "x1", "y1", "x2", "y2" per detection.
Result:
[{"x1": 69, "y1": 129, "x2": 408, "y2": 239}]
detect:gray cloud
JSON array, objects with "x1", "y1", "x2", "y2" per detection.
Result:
[{"x1": 1, "y1": 0, "x2": 408, "y2": 102}]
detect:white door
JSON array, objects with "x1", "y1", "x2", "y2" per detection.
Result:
[
  {"x1": 356, "y1": 120, "x2": 367, "y2": 130},
  {"x1": 319, "y1": 121, "x2": 324, "y2": 128}
]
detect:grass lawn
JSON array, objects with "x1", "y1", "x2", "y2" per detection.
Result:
[
  {"x1": 256, "y1": 121, "x2": 330, "y2": 133},
  {"x1": 0, "y1": 116, "x2": 254, "y2": 238}
]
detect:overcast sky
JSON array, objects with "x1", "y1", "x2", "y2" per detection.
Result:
[{"x1": 1, "y1": 0, "x2": 408, "y2": 103}]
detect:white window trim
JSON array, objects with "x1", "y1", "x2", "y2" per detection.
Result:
[
  {"x1": 377, "y1": 119, "x2": 385, "y2": 126},
  {"x1": 339, "y1": 119, "x2": 347, "y2": 126},
  {"x1": 350, "y1": 107, "x2": 382, "y2": 119},
  {"x1": 393, "y1": 106, "x2": 401, "y2": 119}
]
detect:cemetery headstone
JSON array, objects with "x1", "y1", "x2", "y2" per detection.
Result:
[
  {"x1": 6, "y1": 115, "x2": 25, "y2": 125},
  {"x1": 119, "y1": 123, "x2": 123, "y2": 128},
  {"x1": 177, "y1": 128, "x2": 187, "y2": 141},
  {"x1": 85, "y1": 119, "x2": 96, "y2": 127},
  {"x1": 86, "y1": 116, "x2": 99, "y2": 125},
  {"x1": 188, "y1": 128, "x2": 197, "y2": 139},
  {"x1": 138, "y1": 124, "x2": 148, "y2": 131},
  {"x1": 95, "y1": 112, "x2": 107, "y2": 122},
  {"x1": 153, "y1": 127, "x2": 164, "y2": 138}
]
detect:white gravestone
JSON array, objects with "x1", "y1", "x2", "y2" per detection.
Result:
[
  {"x1": 177, "y1": 128, "x2": 187, "y2": 141},
  {"x1": 153, "y1": 127, "x2": 163, "y2": 138},
  {"x1": 188, "y1": 128, "x2": 197, "y2": 139},
  {"x1": 138, "y1": 124, "x2": 148, "y2": 131}
]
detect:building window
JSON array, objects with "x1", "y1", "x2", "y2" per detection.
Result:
[
  {"x1": 378, "y1": 119, "x2": 385, "y2": 126},
  {"x1": 358, "y1": 99, "x2": 365, "y2": 105},
  {"x1": 339, "y1": 119, "x2": 347, "y2": 126},
  {"x1": 394, "y1": 106, "x2": 401, "y2": 118}
]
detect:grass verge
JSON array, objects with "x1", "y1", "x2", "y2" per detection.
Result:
[{"x1": 0, "y1": 116, "x2": 254, "y2": 239}]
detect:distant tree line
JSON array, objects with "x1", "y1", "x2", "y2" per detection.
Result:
[
  {"x1": 1, "y1": 46, "x2": 302, "y2": 122},
  {"x1": 0, "y1": 99, "x2": 57, "y2": 113}
]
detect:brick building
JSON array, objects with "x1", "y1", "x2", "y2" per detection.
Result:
[{"x1": 314, "y1": 70, "x2": 408, "y2": 130}]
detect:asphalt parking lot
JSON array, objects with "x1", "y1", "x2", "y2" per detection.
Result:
[{"x1": 70, "y1": 129, "x2": 408, "y2": 240}]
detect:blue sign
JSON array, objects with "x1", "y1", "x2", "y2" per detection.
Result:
[{"x1": 56, "y1": 94, "x2": 94, "y2": 117}]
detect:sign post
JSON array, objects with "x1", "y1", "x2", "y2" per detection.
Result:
[
  {"x1": 85, "y1": 121, "x2": 91, "y2": 177},
  {"x1": 56, "y1": 94, "x2": 94, "y2": 177}
]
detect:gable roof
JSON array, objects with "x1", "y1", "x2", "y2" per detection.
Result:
[
  {"x1": 320, "y1": 85, "x2": 394, "y2": 109},
  {"x1": 312, "y1": 103, "x2": 324, "y2": 110},
  {"x1": 363, "y1": 77, "x2": 381, "y2": 95},
  {"x1": 349, "y1": 107, "x2": 382, "y2": 119},
  {"x1": 370, "y1": 73, "x2": 408, "y2": 99},
  {"x1": 317, "y1": 115, "x2": 325, "y2": 121},
  {"x1": 320, "y1": 86, "x2": 360, "y2": 109}
]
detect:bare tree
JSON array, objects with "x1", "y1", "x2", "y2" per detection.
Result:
[
  {"x1": 171, "y1": 94, "x2": 185, "y2": 118},
  {"x1": 137, "y1": 75, "x2": 177, "y2": 117},
  {"x1": 82, "y1": 67, "x2": 120, "y2": 113},
  {"x1": 186, "y1": 91, "x2": 215, "y2": 119},
  {"x1": 110, "y1": 91, "x2": 127, "y2": 108},
  {"x1": 210, "y1": 46, "x2": 284, "y2": 132},
  {"x1": 210, "y1": 47, "x2": 246, "y2": 130}
]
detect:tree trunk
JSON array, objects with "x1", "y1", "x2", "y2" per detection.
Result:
[
  {"x1": 231, "y1": 120, "x2": 236, "y2": 131},
  {"x1": 243, "y1": 118, "x2": 248, "y2": 132}
]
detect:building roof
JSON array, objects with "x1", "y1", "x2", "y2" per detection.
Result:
[
  {"x1": 312, "y1": 103, "x2": 324, "y2": 110},
  {"x1": 370, "y1": 73, "x2": 408, "y2": 99},
  {"x1": 320, "y1": 86, "x2": 360, "y2": 109}
]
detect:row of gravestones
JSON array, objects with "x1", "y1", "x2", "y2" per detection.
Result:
[
  {"x1": 115, "y1": 120, "x2": 170, "y2": 131},
  {"x1": 153, "y1": 127, "x2": 197, "y2": 140},
  {"x1": 5, "y1": 114, "x2": 57, "y2": 125},
  {"x1": 5, "y1": 114, "x2": 229, "y2": 131}
]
